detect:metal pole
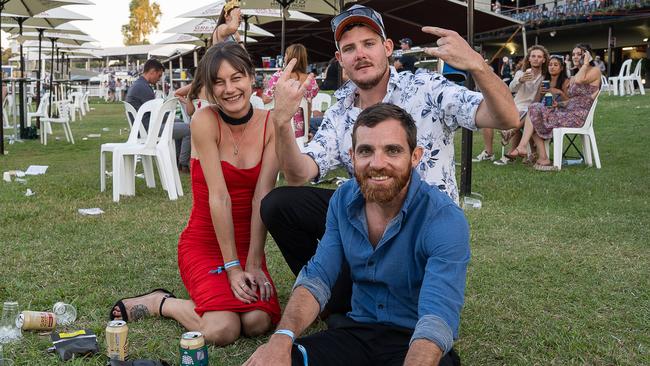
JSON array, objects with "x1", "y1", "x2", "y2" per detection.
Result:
[
  {"x1": 16, "y1": 18, "x2": 27, "y2": 139},
  {"x1": 49, "y1": 38, "x2": 57, "y2": 117},
  {"x1": 460, "y1": 0, "x2": 476, "y2": 198},
  {"x1": 522, "y1": 26, "x2": 528, "y2": 57},
  {"x1": 607, "y1": 26, "x2": 612, "y2": 78},
  {"x1": 0, "y1": 2, "x2": 5, "y2": 155},
  {"x1": 193, "y1": 50, "x2": 198, "y2": 68}
]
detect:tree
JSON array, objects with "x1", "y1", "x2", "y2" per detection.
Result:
[{"x1": 121, "y1": 0, "x2": 162, "y2": 45}]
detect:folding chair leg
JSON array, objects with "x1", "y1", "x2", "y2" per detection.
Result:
[
  {"x1": 123, "y1": 155, "x2": 136, "y2": 196},
  {"x1": 582, "y1": 135, "x2": 593, "y2": 166},
  {"x1": 100, "y1": 151, "x2": 107, "y2": 192},
  {"x1": 141, "y1": 156, "x2": 156, "y2": 188},
  {"x1": 112, "y1": 152, "x2": 122, "y2": 202},
  {"x1": 156, "y1": 154, "x2": 178, "y2": 200},
  {"x1": 589, "y1": 131, "x2": 601, "y2": 169},
  {"x1": 553, "y1": 131, "x2": 563, "y2": 170}
]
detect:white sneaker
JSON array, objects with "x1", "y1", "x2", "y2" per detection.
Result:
[
  {"x1": 493, "y1": 156, "x2": 512, "y2": 166},
  {"x1": 472, "y1": 150, "x2": 495, "y2": 162}
]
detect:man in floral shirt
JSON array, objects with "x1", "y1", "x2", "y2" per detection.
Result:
[{"x1": 261, "y1": 5, "x2": 519, "y2": 316}]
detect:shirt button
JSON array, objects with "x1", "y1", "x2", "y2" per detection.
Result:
[{"x1": 378, "y1": 304, "x2": 384, "y2": 309}]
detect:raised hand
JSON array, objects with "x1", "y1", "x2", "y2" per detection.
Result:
[
  {"x1": 271, "y1": 58, "x2": 313, "y2": 126},
  {"x1": 421, "y1": 26, "x2": 485, "y2": 73},
  {"x1": 227, "y1": 268, "x2": 258, "y2": 304}
]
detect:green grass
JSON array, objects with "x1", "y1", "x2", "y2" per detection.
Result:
[{"x1": 1, "y1": 94, "x2": 649, "y2": 365}]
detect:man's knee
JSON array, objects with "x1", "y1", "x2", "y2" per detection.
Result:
[{"x1": 260, "y1": 186, "x2": 295, "y2": 227}]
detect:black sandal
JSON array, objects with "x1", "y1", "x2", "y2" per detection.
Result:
[{"x1": 109, "y1": 288, "x2": 176, "y2": 322}]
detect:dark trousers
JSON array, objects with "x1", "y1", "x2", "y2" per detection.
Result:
[
  {"x1": 290, "y1": 316, "x2": 461, "y2": 366},
  {"x1": 260, "y1": 186, "x2": 352, "y2": 315}
]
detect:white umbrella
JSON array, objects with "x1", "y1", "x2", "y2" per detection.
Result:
[
  {"x1": 1, "y1": 7, "x2": 91, "y2": 28},
  {"x1": 178, "y1": 2, "x2": 317, "y2": 46},
  {"x1": 157, "y1": 32, "x2": 257, "y2": 47},
  {"x1": 240, "y1": 0, "x2": 354, "y2": 58},
  {"x1": 2, "y1": 21, "x2": 89, "y2": 35},
  {"x1": 164, "y1": 18, "x2": 273, "y2": 38},
  {"x1": 0, "y1": 0, "x2": 73, "y2": 146},
  {"x1": 14, "y1": 31, "x2": 97, "y2": 45}
]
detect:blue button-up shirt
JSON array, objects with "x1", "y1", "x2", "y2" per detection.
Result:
[{"x1": 295, "y1": 170, "x2": 470, "y2": 354}]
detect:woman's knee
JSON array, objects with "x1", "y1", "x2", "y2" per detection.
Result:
[
  {"x1": 199, "y1": 317, "x2": 241, "y2": 346},
  {"x1": 240, "y1": 311, "x2": 272, "y2": 337}
]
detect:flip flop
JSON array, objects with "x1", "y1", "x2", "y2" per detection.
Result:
[{"x1": 109, "y1": 288, "x2": 176, "y2": 322}]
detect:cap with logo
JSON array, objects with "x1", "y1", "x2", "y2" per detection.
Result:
[{"x1": 331, "y1": 5, "x2": 386, "y2": 42}]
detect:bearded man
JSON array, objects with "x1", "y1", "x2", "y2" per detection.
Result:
[
  {"x1": 245, "y1": 103, "x2": 469, "y2": 366},
  {"x1": 263, "y1": 4, "x2": 517, "y2": 317}
]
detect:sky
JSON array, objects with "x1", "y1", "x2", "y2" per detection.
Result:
[{"x1": 1, "y1": 0, "x2": 218, "y2": 48}]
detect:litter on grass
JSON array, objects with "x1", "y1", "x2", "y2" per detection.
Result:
[
  {"x1": 87, "y1": 134, "x2": 101, "y2": 138},
  {"x1": 102, "y1": 127, "x2": 110, "y2": 132},
  {"x1": 78, "y1": 208, "x2": 104, "y2": 216},
  {"x1": 25, "y1": 165, "x2": 48, "y2": 175},
  {"x1": 25, "y1": 189, "x2": 35, "y2": 196}
]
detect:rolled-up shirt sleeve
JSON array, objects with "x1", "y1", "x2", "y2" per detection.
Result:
[
  {"x1": 303, "y1": 108, "x2": 342, "y2": 182},
  {"x1": 293, "y1": 190, "x2": 345, "y2": 311},
  {"x1": 410, "y1": 206, "x2": 470, "y2": 354}
]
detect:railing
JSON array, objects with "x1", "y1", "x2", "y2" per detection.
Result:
[{"x1": 500, "y1": 0, "x2": 649, "y2": 26}]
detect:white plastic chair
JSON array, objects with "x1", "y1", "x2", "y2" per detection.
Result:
[
  {"x1": 293, "y1": 98, "x2": 310, "y2": 151},
  {"x1": 82, "y1": 91, "x2": 90, "y2": 112},
  {"x1": 544, "y1": 91, "x2": 601, "y2": 170},
  {"x1": 111, "y1": 98, "x2": 181, "y2": 202},
  {"x1": 600, "y1": 75, "x2": 610, "y2": 95},
  {"x1": 621, "y1": 59, "x2": 645, "y2": 96},
  {"x1": 28, "y1": 93, "x2": 50, "y2": 134},
  {"x1": 608, "y1": 59, "x2": 632, "y2": 96},
  {"x1": 41, "y1": 100, "x2": 74, "y2": 145},
  {"x1": 250, "y1": 94, "x2": 265, "y2": 110},
  {"x1": 311, "y1": 93, "x2": 332, "y2": 115},
  {"x1": 100, "y1": 99, "x2": 163, "y2": 193}
]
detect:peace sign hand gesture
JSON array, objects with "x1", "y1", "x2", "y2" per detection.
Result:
[
  {"x1": 271, "y1": 58, "x2": 313, "y2": 126},
  {"x1": 421, "y1": 27, "x2": 485, "y2": 73}
]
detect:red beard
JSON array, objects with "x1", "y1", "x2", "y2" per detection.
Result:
[{"x1": 354, "y1": 167, "x2": 411, "y2": 203}]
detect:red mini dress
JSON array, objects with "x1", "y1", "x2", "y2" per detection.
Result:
[{"x1": 178, "y1": 109, "x2": 281, "y2": 323}]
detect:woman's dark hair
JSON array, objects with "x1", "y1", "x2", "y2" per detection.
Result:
[
  {"x1": 547, "y1": 55, "x2": 568, "y2": 89},
  {"x1": 217, "y1": 5, "x2": 237, "y2": 27},
  {"x1": 352, "y1": 103, "x2": 417, "y2": 153},
  {"x1": 192, "y1": 42, "x2": 254, "y2": 105},
  {"x1": 575, "y1": 43, "x2": 596, "y2": 67}
]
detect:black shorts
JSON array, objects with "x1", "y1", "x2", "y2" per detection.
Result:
[{"x1": 290, "y1": 315, "x2": 461, "y2": 366}]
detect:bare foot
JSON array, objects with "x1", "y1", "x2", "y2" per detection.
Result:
[{"x1": 111, "y1": 290, "x2": 169, "y2": 321}]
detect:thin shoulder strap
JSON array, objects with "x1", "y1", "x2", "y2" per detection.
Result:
[
  {"x1": 209, "y1": 107, "x2": 222, "y2": 144},
  {"x1": 260, "y1": 110, "x2": 270, "y2": 162}
]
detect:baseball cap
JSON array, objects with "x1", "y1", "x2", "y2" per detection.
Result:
[
  {"x1": 399, "y1": 38, "x2": 413, "y2": 46},
  {"x1": 331, "y1": 5, "x2": 386, "y2": 42}
]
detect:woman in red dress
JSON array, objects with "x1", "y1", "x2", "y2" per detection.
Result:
[{"x1": 110, "y1": 42, "x2": 282, "y2": 345}]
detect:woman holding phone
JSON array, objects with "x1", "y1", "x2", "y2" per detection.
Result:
[{"x1": 506, "y1": 44, "x2": 601, "y2": 171}]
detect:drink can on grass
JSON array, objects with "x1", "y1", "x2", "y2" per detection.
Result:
[
  {"x1": 180, "y1": 331, "x2": 208, "y2": 366},
  {"x1": 106, "y1": 320, "x2": 128, "y2": 360},
  {"x1": 17, "y1": 311, "x2": 56, "y2": 331}
]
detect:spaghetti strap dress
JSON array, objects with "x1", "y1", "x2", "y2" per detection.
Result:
[
  {"x1": 177, "y1": 109, "x2": 281, "y2": 323},
  {"x1": 528, "y1": 82, "x2": 599, "y2": 139}
]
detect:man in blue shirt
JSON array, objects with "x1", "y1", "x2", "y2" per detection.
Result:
[{"x1": 245, "y1": 103, "x2": 469, "y2": 366}]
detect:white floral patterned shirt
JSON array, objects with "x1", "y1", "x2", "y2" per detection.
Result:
[{"x1": 304, "y1": 67, "x2": 484, "y2": 204}]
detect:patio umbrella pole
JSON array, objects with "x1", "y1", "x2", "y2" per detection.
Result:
[
  {"x1": 460, "y1": 0, "x2": 476, "y2": 198},
  {"x1": 15, "y1": 17, "x2": 27, "y2": 139},
  {"x1": 37, "y1": 28, "x2": 44, "y2": 130},
  {"x1": 0, "y1": 1, "x2": 6, "y2": 156},
  {"x1": 48, "y1": 37, "x2": 58, "y2": 117}
]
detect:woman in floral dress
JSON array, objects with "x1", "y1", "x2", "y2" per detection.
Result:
[{"x1": 507, "y1": 43, "x2": 601, "y2": 171}]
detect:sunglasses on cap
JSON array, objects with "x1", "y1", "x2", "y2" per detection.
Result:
[
  {"x1": 331, "y1": 6, "x2": 386, "y2": 42},
  {"x1": 549, "y1": 54, "x2": 564, "y2": 60}
]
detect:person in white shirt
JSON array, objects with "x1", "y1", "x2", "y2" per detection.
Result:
[{"x1": 473, "y1": 45, "x2": 549, "y2": 165}]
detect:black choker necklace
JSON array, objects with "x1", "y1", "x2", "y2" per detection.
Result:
[{"x1": 218, "y1": 103, "x2": 254, "y2": 125}]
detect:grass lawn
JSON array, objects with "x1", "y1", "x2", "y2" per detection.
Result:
[{"x1": 1, "y1": 94, "x2": 649, "y2": 365}]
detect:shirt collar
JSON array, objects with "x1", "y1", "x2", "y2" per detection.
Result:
[
  {"x1": 334, "y1": 66, "x2": 402, "y2": 109},
  {"x1": 347, "y1": 168, "x2": 425, "y2": 221}
]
